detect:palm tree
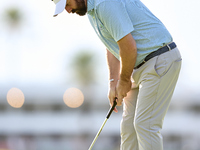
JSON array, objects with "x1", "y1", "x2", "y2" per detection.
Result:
[
  {"x1": 2, "y1": 7, "x2": 24, "y2": 32},
  {"x1": 70, "y1": 50, "x2": 97, "y2": 86},
  {"x1": 68, "y1": 49, "x2": 99, "y2": 111},
  {"x1": 1, "y1": 7, "x2": 25, "y2": 81}
]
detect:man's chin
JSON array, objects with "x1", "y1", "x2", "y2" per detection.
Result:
[
  {"x1": 76, "y1": 10, "x2": 87, "y2": 16},
  {"x1": 78, "y1": 13, "x2": 86, "y2": 16}
]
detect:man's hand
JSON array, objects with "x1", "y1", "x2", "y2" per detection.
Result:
[
  {"x1": 116, "y1": 79, "x2": 132, "y2": 106},
  {"x1": 108, "y1": 80, "x2": 119, "y2": 113}
]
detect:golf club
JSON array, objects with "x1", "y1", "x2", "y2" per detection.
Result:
[{"x1": 88, "y1": 97, "x2": 118, "y2": 150}]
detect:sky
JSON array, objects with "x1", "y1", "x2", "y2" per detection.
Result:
[{"x1": 0, "y1": 0, "x2": 200, "y2": 100}]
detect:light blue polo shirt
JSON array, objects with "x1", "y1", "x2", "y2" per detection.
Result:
[{"x1": 87, "y1": 0, "x2": 173, "y2": 67}]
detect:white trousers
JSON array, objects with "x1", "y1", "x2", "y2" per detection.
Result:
[{"x1": 120, "y1": 48, "x2": 182, "y2": 150}]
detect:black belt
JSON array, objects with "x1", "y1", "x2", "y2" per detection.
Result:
[{"x1": 134, "y1": 42, "x2": 177, "y2": 69}]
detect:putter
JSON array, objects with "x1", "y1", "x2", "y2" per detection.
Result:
[{"x1": 88, "y1": 97, "x2": 117, "y2": 150}]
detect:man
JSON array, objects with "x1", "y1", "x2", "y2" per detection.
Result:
[{"x1": 52, "y1": 0, "x2": 182, "y2": 149}]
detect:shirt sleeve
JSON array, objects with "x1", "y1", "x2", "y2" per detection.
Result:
[{"x1": 96, "y1": 1, "x2": 134, "y2": 42}]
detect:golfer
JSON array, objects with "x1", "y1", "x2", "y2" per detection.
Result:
[{"x1": 52, "y1": 0, "x2": 182, "y2": 149}]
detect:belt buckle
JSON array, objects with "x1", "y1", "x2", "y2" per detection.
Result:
[{"x1": 167, "y1": 44, "x2": 171, "y2": 51}]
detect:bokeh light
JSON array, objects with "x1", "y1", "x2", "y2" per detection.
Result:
[
  {"x1": 63, "y1": 88, "x2": 84, "y2": 108},
  {"x1": 6, "y1": 87, "x2": 25, "y2": 108}
]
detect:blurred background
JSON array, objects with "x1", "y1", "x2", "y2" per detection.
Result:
[{"x1": 0, "y1": 0, "x2": 200, "y2": 150}]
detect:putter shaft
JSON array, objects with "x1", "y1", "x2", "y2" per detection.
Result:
[
  {"x1": 88, "y1": 99, "x2": 117, "y2": 150},
  {"x1": 88, "y1": 118, "x2": 108, "y2": 150}
]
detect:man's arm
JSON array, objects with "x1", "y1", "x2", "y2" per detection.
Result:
[
  {"x1": 106, "y1": 49, "x2": 120, "y2": 112},
  {"x1": 116, "y1": 33, "x2": 137, "y2": 105}
]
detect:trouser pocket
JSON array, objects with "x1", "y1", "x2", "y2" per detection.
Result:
[{"x1": 154, "y1": 48, "x2": 182, "y2": 77}]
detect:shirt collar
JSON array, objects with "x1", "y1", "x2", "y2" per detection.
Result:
[{"x1": 87, "y1": 0, "x2": 94, "y2": 12}]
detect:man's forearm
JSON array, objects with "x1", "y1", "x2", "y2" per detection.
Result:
[
  {"x1": 106, "y1": 49, "x2": 120, "y2": 81},
  {"x1": 106, "y1": 49, "x2": 120, "y2": 112},
  {"x1": 117, "y1": 33, "x2": 137, "y2": 82},
  {"x1": 113, "y1": 33, "x2": 137, "y2": 105}
]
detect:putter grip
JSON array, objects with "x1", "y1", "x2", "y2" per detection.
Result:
[{"x1": 106, "y1": 98, "x2": 117, "y2": 119}]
